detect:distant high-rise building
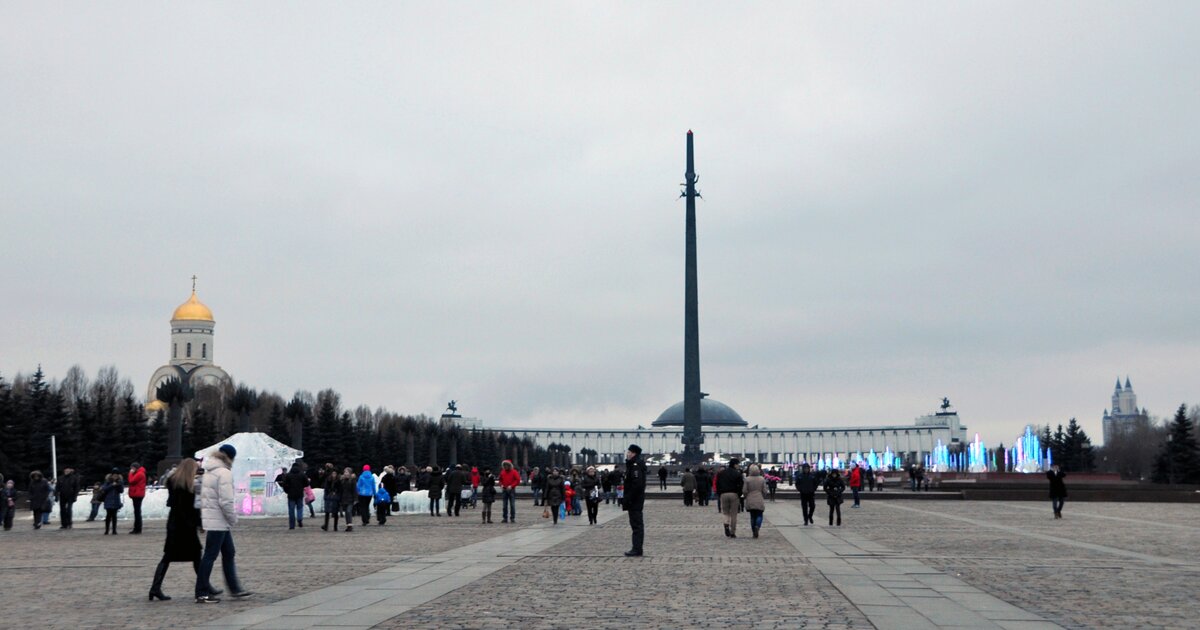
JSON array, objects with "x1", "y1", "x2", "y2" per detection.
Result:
[{"x1": 1102, "y1": 376, "x2": 1145, "y2": 446}]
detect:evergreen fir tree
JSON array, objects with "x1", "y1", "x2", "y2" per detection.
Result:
[
  {"x1": 146, "y1": 410, "x2": 168, "y2": 473},
  {"x1": 1156, "y1": 403, "x2": 1200, "y2": 484},
  {"x1": 266, "y1": 403, "x2": 290, "y2": 445}
]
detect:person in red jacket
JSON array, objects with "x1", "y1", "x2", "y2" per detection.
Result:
[
  {"x1": 848, "y1": 463, "x2": 862, "y2": 509},
  {"x1": 128, "y1": 462, "x2": 147, "y2": 534},
  {"x1": 469, "y1": 467, "x2": 480, "y2": 508},
  {"x1": 499, "y1": 461, "x2": 521, "y2": 523}
]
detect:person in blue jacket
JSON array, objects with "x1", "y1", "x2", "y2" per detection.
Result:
[
  {"x1": 356, "y1": 465, "x2": 376, "y2": 526},
  {"x1": 373, "y1": 484, "x2": 392, "y2": 525}
]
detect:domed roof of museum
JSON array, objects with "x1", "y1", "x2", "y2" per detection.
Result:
[
  {"x1": 172, "y1": 291, "x2": 214, "y2": 322},
  {"x1": 652, "y1": 398, "x2": 748, "y2": 427}
]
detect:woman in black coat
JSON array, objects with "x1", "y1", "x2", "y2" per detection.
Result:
[
  {"x1": 27, "y1": 471, "x2": 52, "y2": 530},
  {"x1": 823, "y1": 469, "x2": 846, "y2": 527},
  {"x1": 427, "y1": 467, "x2": 444, "y2": 516},
  {"x1": 543, "y1": 470, "x2": 565, "y2": 525},
  {"x1": 149, "y1": 458, "x2": 202, "y2": 601},
  {"x1": 1046, "y1": 464, "x2": 1067, "y2": 519},
  {"x1": 479, "y1": 470, "x2": 496, "y2": 524}
]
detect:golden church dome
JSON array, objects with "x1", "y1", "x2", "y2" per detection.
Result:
[
  {"x1": 146, "y1": 399, "x2": 167, "y2": 412},
  {"x1": 172, "y1": 291, "x2": 215, "y2": 322}
]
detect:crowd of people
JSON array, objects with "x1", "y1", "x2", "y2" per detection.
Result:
[{"x1": 2, "y1": 440, "x2": 1072, "y2": 605}]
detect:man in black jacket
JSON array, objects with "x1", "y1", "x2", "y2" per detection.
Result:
[
  {"x1": 794, "y1": 463, "x2": 818, "y2": 526},
  {"x1": 445, "y1": 465, "x2": 465, "y2": 517},
  {"x1": 716, "y1": 458, "x2": 744, "y2": 538},
  {"x1": 623, "y1": 445, "x2": 646, "y2": 557},
  {"x1": 55, "y1": 468, "x2": 81, "y2": 529}
]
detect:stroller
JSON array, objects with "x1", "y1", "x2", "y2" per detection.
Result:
[{"x1": 460, "y1": 486, "x2": 474, "y2": 509}]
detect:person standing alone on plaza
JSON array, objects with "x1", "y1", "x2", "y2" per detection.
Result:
[
  {"x1": 581, "y1": 466, "x2": 602, "y2": 525},
  {"x1": 795, "y1": 463, "x2": 818, "y2": 526},
  {"x1": 716, "y1": 458, "x2": 744, "y2": 538},
  {"x1": 322, "y1": 465, "x2": 342, "y2": 531},
  {"x1": 2, "y1": 480, "x2": 16, "y2": 530},
  {"x1": 55, "y1": 467, "x2": 80, "y2": 529},
  {"x1": 480, "y1": 468, "x2": 496, "y2": 524},
  {"x1": 128, "y1": 461, "x2": 147, "y2": 534},
  {"x1": 339, "y1": 467, "x2": 357, "y2": 532},
  {"x1": 281, "y1": 463, "x2": 309, "y2": 529},
  {"x1": 848, "y1": 462, "x2": 863, "y2": 508},
  {"x1": 623, "y1": 444, "x2": 646, "y2": 556},
  {"x1": 657, "y1": 465, "x2": 668, "y2": 490},
  {"x1": 27, "y1": 471, "x2": 52, "y2": 530},
  {"x1": 824, "y1": 468, "x2": 845, "y2": 527},
  {"x1": 444, "y1": 464, "x2": 464, "y2": 517},
  {"x1": 99, "y1": 468, "x2": 123, "y2": 534},
  {"x1": 195, "y1": 444, "x2": 252, "y2": 603},
  {"x1": 499, "y1": 460, "x2": 520, "y2": 523},
  {"x1": 1047, "y1": 464, "x2": 1067, "y2": 519},
  {"x1": 693, "y1": 466, "x2": 710, "y2": 507},
  {"x1": 149, "y1": 458, "x2": 202, "y2": 601}
]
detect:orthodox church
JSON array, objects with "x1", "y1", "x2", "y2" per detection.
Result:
[{"x1": 146, "y1": 282, "x2": 232, "y2": 412}]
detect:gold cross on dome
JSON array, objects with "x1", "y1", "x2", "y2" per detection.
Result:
[{"x1": 192, "y1": 275, "x2": 197, "y2": 292}]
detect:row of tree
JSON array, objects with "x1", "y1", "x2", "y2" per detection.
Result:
[
  {"x1": 2, "y1": 364, "x2": 1197, "y2": 487},
  {"x1": 0, "y1": 365, "x2": 560, "y2": 488}
]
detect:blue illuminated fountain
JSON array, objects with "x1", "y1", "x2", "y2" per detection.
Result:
[{"x1": 1009, "y1": 425, "x2": 1052, "y2": 473}]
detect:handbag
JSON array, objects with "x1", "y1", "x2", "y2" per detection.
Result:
[
  {"x1": 303, "y1": 486, "x2": 316, "y2": 504},
  {"x1": 542, "y1": 507, "x2": 550, "y2": 519},
  {"x1": 390, "y1": 500, "x2": 400, "y2": 513}
]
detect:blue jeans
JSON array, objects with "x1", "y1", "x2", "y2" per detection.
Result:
[
  {"x1": 195, "y1": 530, "x2": 243, "y2": 597},
  {"x1": 1052, "y1": 497, "x2": 1065, "y2": 514},
  {"x1": 502, "y1": 489, "x2": 516, "y2": 521},
  {"x1": 852, "y1": 487, "x2": 860, "y2": 506},
  {"x1": 288, "y1": 497, "x2": 304, "y2": 528},
  {"x1": 532, "y1": 487, "x2": 543, "y2": 505}
]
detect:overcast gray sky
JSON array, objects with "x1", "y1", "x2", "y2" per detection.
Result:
[{"x1": 3, "y1": 3, "x2": 1198, "y2": 445}]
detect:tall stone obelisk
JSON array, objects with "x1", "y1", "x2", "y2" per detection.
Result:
[{"x1": 681, "y1": 130, "x2": 705, "y2": 464}]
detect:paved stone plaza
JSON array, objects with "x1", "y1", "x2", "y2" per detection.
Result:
[{"x1": 1, "y1": 497, "x2": 1197, "y2": 629}]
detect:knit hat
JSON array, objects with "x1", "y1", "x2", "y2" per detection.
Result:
[
  {"x1": 218, "y1": 444, "x2": 237, "y2": 459},
  {"x1": 627, "y1": 444, "x2": 642, "y2": 455},
  {"x1": 363, "y1": 465, "x2": 371, "y2": 472}
]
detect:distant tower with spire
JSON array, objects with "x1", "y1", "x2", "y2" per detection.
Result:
[{"x1": 1102, "y1": 376, "x2": 1144, "y2": 446}]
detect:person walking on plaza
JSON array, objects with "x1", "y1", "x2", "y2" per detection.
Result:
[
  {"x1": 623, "y1": 445, "x2": 647, "y2": 556},
  {"x1": 795, "y1": 463, "x2": 818, "y2": 526},
  {"x1": 445, "y1": 465, "x2": 464, "y2": 517},
  {"x1": 427, "y1": 466, "x2": 444, "y2": 517},
  {"x1": 373, "y1": 482, "x2": 391, "y2": 525},
  {"x1": 529, "y1": 466, "x2": 543, "y2": 506},
  {"x1": 765, "y1": 470, "x2": 779, "y2": 503},
  {"x1": 356, "y1": 465, "x2": 376, "y2": 526},
  {"x1": 149, "y1": 458, "x2": 202, "y2": 601},
  {"x1": 480, "y1": 468, "x2": 496, "y2": 524},
  {"x1": 322, "y1": 466, "x2": 342, "y2": 531},
  {"x1": 28, "y1": 470, "x2": 52, "y2": 530},
  {"x1": 1047, "y1": 464, "x2": 1067, "y2": 519},
  {"x1": 128, "y1": 462, "x2": 147, "y2": 534},
  {"x1": 716, "y1": 459, "x2": 744, "y2": 538},
  {"x1": 848, "y1": 463, "x2": 863, "y2": 508},
  {"x1": 2, "y1": 479, "x2": 16, "y2": 530},
  {"x1": 693, "y1": 466, "x2": 710, "y2": 507},
  {"x1": 470, "y1": 466, "x2": 480, "y2": 508},
  {"x1": 908, "y1": 464, "x2": 918, "y2": 492},
  {"x1": 601, "y1": 467, "x2": 613, "y2": 505},
  {"x1": 657, "y1": 465, "x2": 668, "y2": 490},
  {"x1": 282, "y1": 463, "x2": 309, "y2": 529},
  {"x1": 744, "y1": 465, "x2": 767, "y2": 538},
  {"x1": 87, "y1": 481, "x2": 103, "y2": 521},
  {"x1": 339, "y1": 467, "x2": 357, "y2": 532},
  {"x1": 544, "y1": 468, "x2": 565, "y2": 525},
  {"x1": 499, "y1": 460, "x2": 520, "y2": 523},
  {"x1": 824, "y1": 468, "x2": 846, "y2": 527},
  {"x1": 680, "y1": 467, "x2": 696, "y2": 506},
  {"x1": 195, "y1": 444, "x2": 252, "y2": 603},
  {"x1": 99, "y1": 469, "x2": 123, "y2": 534},
  {"x1": 582, "y1": 466, "x2": 602, "y2": 525},
  {"x1": 55, "y1": 467, "x2": 81, "y2": 529}
]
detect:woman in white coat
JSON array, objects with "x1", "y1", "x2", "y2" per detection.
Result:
[{"x1": 194, "y1": 444, "x2": 253, "y2": 603}]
